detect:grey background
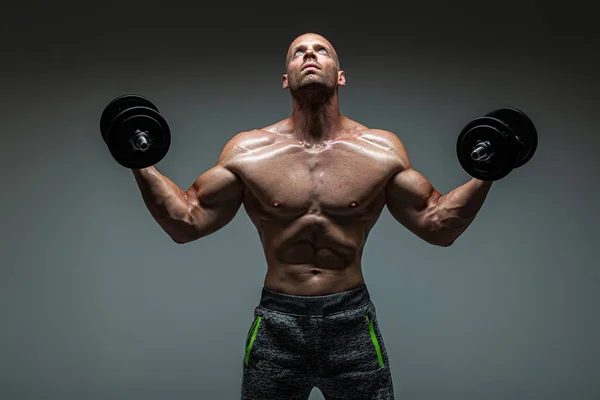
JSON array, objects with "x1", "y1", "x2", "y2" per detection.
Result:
[{"x1": 1, "y1": 1, "x2": 599, "y2": 399}]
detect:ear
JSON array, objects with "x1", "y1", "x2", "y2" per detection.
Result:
[
  {"x1": 337, "y1": 70, "x2": 346, "y2": 87},
  {"x1": 282, "y1": 74, "x2": 289, "y2": 90}
]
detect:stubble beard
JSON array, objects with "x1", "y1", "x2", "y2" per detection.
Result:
[{"x1": 290, "y1": 73, "x2": 336, "y2": 104}]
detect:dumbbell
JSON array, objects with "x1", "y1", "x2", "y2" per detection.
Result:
[
  {"x1": 456, "y1": 108, "x2": 538, "y2": 181},
  {"x1": 100, "y1": 94, "x2": 171, "y2": 169}
]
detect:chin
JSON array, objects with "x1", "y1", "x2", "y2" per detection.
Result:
[
  {"x1": 296, "y1": 79, "x2": 333, "y2": 93},
  {"x1": 300, "y1": 80, "x2": 326, "y2": 90},
  {"x1": 295, "y1": 85, "x2": 329, "y2": 97}
]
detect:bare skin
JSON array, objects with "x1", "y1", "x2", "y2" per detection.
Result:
[{"x1": 132, "y1": 33, "x2": 493, "y2": 296}]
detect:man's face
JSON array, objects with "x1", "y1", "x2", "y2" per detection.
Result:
[{"x1": 283, "y1": 34, "x2": 345, "y2": 96}]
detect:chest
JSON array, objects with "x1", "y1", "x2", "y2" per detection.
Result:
[{"x1": 237, "y1": 143, "x2": 394, "y2": 216}]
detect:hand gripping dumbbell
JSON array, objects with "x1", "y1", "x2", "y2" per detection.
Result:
[
  {"x1": 100, "y1": 94, "x2": 171, "y2": 169},
  {"x1": 456, "y1": 108, "x2": 538, "y2": 181}
]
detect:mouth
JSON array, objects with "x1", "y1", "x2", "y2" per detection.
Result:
[{"x1": 302, "y1": 63, "x2": 319, "y2": 71}]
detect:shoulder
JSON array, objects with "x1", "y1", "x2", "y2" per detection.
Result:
[
  {"x1": 218, "y1": 129, "x2": 279, "y2": 163},
  {"x1": 356, "y1": 128, "x2": 411, "y2": 167}
]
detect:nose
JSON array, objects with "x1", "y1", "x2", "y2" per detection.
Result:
[{"x1": 303, "y1": 48, "x2": 316, "y2": 61}]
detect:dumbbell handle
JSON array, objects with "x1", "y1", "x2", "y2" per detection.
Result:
[
  {"x1": 471, "y1": 140, "x2": 494, "y2": 162},
  {"x1": 129, "y1": 130, "x2": 151, "y2": 152}
]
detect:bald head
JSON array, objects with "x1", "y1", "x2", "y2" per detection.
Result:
[
  {"x1": 282, "y1": 32, "x2": 346, "y2": 98},
  {"x1": 285, "y1": 33, "x2": 340, "y2": 70}
]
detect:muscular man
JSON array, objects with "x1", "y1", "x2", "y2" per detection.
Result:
[{"x1": 131, "y1": 33, "x2": 492, "y2": 399}]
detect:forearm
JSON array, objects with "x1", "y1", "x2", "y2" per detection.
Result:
[
  {"x1": 434, "y1": 178, "x2": 493, "y2": 245},
  {"x1": 132, "y1": 167, "x2": 195, "y2": 242}
]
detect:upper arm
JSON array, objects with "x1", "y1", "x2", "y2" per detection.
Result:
[
  {"x1": 183, "y1": 133, "x2": 247, "y2": 239},
  {"x1": 383, "y1": 133, "x2": 443, "y2": 243}
]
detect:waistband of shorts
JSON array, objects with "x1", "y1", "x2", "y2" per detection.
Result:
[{"x1": 259, "y1": 284, "x2": 371, "y2": 316}]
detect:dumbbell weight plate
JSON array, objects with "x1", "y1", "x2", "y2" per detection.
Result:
[
  {"x1": 106, "y1": 106, "x2": 171, "y2": 169},
  {"x1": 456, "y1": 116, "x2": 519, "y2": 181},
  {"x1": 100, "y1": 94, "x2": 159, "y2": 144},
  {"x1": 486, "y1": 108, "x2": 537, "y2": 168}
]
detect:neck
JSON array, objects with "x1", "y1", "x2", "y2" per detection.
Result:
[{"x1": 289, "y1": 90, "x2": 342, "y2": 144}]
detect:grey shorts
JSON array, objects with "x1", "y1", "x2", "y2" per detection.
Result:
[{"x1": 241, "y1": 284, "x2": 394, "y2": 400}]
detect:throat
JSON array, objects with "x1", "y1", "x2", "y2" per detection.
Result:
[{"x1": 290, "y1": 102, "x2": 342, "y2": 143}]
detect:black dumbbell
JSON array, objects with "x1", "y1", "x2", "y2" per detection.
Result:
[
  {"x1": 456, "y1": 108, "x2": 538, "y2": 181},
  {"x1": 100, "y1": 94, "x2": 171, "y2": 169}
]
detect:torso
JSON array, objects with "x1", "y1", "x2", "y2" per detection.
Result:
[{"x1": 226, "y1": 117, "x2": 405, "y2": 295}]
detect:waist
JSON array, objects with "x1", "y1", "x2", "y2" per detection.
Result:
[{"x1": 259, "y1": 283, "x2": 371, "y2": 316}]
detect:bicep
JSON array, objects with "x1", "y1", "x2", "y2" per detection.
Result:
[
  {"x1": 385, "y1": 168, "x2": 442, "y2": 241},
  {"x1": 188, "y1": 165, "x2": 244, "y2": 207},
  {"x1": 184, "y1": 164, "x2": 245, "y2": 238}
]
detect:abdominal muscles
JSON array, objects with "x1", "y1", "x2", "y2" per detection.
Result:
[
  {"x1": 268, "y1": 212, "x2": 364, "y2": 272},
  {"x1": 279, "y1": 240, "x2": 348, "y2": 269}
]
